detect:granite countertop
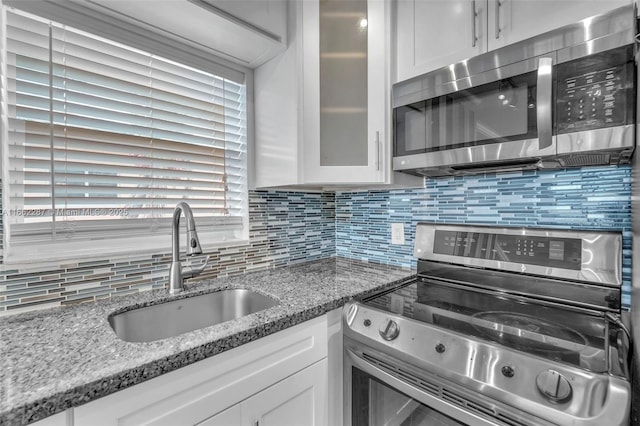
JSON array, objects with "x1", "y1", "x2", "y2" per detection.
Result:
[{"x1": 0, "y1": 257, "x2": 414, "y2": 426}]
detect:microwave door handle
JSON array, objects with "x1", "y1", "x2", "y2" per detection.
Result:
[{"x1": 536, "y1": 57, "x2": 553, "y2": 150}]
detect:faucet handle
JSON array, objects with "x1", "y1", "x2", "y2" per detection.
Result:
[
  {"x1": 181, "y1": 256, "x2": 210, "y2": 280},
  {"x1": 186, "y1": 228, "x2": 203, "y2": 255}
]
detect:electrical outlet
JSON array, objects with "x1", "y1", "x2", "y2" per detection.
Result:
[{"x1": 391, "y1": 223, "x2": 405, "y2": 245}]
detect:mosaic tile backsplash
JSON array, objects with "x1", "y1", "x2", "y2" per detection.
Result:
[
  {"x1": 335, "y1": 165, "x2": 632, "y2": 306},
  {"x1": 0, "y1": 165, "x2": 633, "y2": 313},
  {"x1": 0, "y1": 191, "x2": 336, "y2": 315}
]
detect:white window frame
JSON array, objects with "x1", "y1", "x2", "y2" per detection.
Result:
[{"x1": 0, "y1": 5, "x2": 252, "y2": 266}]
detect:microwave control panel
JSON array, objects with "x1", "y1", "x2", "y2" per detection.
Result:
[{"x1": 556, "y1": 45, "x2": 634, "y2": 134}]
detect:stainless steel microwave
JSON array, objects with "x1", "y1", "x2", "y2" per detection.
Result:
[{"x1": 392, "y1": 6, "x2": 636, "y2": 177}]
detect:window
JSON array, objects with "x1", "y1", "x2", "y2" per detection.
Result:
[{"x1": 2, "y1": 8, "x2": 248, "y2": 262}]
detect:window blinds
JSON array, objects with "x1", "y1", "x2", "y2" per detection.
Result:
[{"x1": 3, "y1": 9, "x2": 247, "y2": 252}]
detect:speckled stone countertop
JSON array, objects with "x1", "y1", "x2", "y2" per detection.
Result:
[{"x1": 0, "y1": 257, "x2": 414, "y2": 426}]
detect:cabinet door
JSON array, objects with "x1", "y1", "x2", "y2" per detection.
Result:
[
  {"x1": 241, "y1": 359, "x2": 328, "y2": 426},
  {"x1": 302, "y1": 0, "x2": 386, "y2": 184},
  {"x1": 488, "y1": 0, "x2": 631, "y2": 51},
  {"x1": 394, "y1": 0, "x2": 487, "y2": 83}
]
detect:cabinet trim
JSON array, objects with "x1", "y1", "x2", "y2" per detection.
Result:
[{"x1": 188, "y1": 0, "x2": 284, "y2": 43}]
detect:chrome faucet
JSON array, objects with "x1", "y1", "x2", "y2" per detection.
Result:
[{"x1": 169, "y1": 202, "x2": 209, "y2": 294}]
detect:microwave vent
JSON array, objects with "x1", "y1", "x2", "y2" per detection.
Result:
[
  {"x1": 561, "y1": 154, "x2": 610, "y2": 167},
  {"x1": 559, "y1": 149, "x2": 634, "y2": 168}
]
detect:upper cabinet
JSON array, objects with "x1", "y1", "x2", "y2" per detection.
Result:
[
  {"x1": 255, "y1": 0, "x2": 395, "y2": 187},
  {"x1": 394, "y1": 0, "x2": 632, "y2": 83},
  {"x1": 487, "y1": 0, "x2": 631, "y2": 51},
  {"x1": 254, "y1": 0, "x2": 423, "y2": 188},
  {"x1": 19, "y1": 0, "x2": 288, "y2": 68},
  {"x1": 302, "y1": 0, "x2": 387, "y2": 184},
  {"x1": 92, "y1": 0, "x2": 287, "y2": 67},
  {"x1": 395, "y1": 0, "x2": 487, "y2": 83},
  {"x1": 206, "y1": 0, "x2": 286, "y2": 43}
]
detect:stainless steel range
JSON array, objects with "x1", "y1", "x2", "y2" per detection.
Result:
[{"x1": 343, "y1": 223, "x2": 631, "y2": 426}]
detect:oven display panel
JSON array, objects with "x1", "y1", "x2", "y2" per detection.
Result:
[{"x1": 433, "y1": 231, "x2": 582, "y2": 270}]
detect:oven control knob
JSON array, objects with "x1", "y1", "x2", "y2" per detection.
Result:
[
  {"x1": 379, "y1": 318, "x2": 400, "y2": 341},
  {"x1": 536, "y1": 370, "x2": 572, "y2": 403}
]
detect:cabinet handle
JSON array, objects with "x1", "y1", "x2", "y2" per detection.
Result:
[
  {"x1": 495, "y1": 0, "x2": 502, "y2": 39},
  {"x1": 536, "y1": 57, "x2": 553, "y2": 150},
  {"x1": 471, "y1": 0, "x2": 478, "y2": 47},
  {"x1": 376, "y1": 131, "x2": 381, "y2": 171}
]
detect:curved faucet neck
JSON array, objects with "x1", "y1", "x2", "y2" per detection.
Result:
[
  {"x1": 169, "y1": 201, "x2": 205, "y2": 294},
  {"x1": 172, "y1": 202, "x2": 198, "y2": 261}
]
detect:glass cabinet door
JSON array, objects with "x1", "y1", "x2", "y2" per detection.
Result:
[
  {"x1": 302, "y1": 0, "x2": 387, "y2": 184},
  {"x1": 319, "y1": 0, "x2": 368, "y2": 167}
]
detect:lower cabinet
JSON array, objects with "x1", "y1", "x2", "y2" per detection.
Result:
[
  {"x1": 30, "y1": 411, "x2": 70, "y2": 426},
  {"x1": 197, "y1": 406, "x2": 241, "y2": 426},
  {"x1": 199, "y1": 359, "x2": 328, "y2": 426},
  {"x1": 71, "y1": 314, "x2": 331, "y2": 426}
]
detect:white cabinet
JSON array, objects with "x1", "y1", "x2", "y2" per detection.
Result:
[
  {"x1": 42, "y1": 0, "x2": 287, "y2": 68},
  {"x1": 394, "y1": 0, "x2": 631, "y2": 83},
  {"x1": 242, "y1": 360, "x2": 327, "y2": 426},
  {"x1": 28, "y1": 309, "x2": 345, "y2": 426},
  {"x1": 206, "y1": 0, "x2": 286, "y2": 43},
  {"x1": 30, "y1": 411, "x2": 70, "y2": 426},
  {"x1": 394, "y1": 0, "x2": 487, "y2": 83},
  {"x1": 326, "y1": 307, "x2": 344, "y2": 425},
  {"x1": 487, "y1": 0, "x2": 631, "y2": 51},
  {"x1": 197, "y1": 405, "x2": 241, "y2": 426},
  {"x1": 73, "y1": 315, "x2": 329, "y2": 426},
  {"x1": 255, "y1": 0, "x2": 421, "y2": 188},
  {"x1": 255, "y1": 0, "x2": 386, "y2": 186},
  {"x1": 301, "y1": 0, "x2": 385, "y2": 184},
  {"x1": 198, "y1": 360, "x2": 327, "y2": 426}
]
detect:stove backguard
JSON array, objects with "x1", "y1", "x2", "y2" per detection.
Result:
[{"x1": 414, "y1": 223, "x2": 622, "y2": 296}]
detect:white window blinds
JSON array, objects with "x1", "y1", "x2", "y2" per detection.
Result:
[{"x1": 3, "y1": 8, "x2": 247, "y2": 260}]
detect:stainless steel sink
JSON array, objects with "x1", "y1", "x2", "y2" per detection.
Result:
[{"x1": 109, "y1": 289, "x2": 278, "y2": 343}]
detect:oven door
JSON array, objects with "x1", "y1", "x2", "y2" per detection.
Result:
[
  {"x1": 344, "y1": 341, "x2": 501, "y2": 426},
  {"x1": 392, "y1": 55, "x2": 555, "y2": 174}
]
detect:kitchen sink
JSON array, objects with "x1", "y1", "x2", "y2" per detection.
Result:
[{"x1": 109, "y1": 289, "x2": 279, "y2": 343}]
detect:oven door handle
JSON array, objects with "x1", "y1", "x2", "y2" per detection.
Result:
[
  {"x1": 536, "y1": 57, "x2": 554, "y2": 150},
  {"x1": 345, "y1": 349, "x2": 502, "y2": 426}
]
